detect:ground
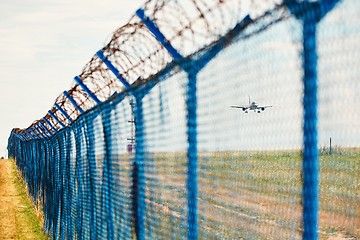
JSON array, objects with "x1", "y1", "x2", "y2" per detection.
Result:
[{"x1": 0, "y1": 159, "x2": 47, "y2": 240}]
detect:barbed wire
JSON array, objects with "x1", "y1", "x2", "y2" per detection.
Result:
[{"x1": 13, "y1": 0, "x2": 286, "y2": 138}]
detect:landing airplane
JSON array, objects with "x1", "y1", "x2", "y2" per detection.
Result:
[{"x1": 231, "y1": 96, "x2": 272, "y2": 113}]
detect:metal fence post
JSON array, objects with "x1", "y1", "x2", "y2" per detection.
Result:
[
  {"x1": 186, "y1": 70, "x2": 198, "y2": 240},
  {"x1": 302, "y1": 17, "x2": 319, "y2": 240},
  {"x1": 101, "y1": 108, "x2": 115, "y2": 240},
  {"x1": 96, "y1": 50, "x2": 131, "y2": 89},
  {"x1": 136, "y1": 9, "x2": 201, "y2": 240},
  {"x1": 48, "y1": 110, "x2": 66, "y2": 129},
  {"x1": 63, "y1": 90, "x2": 85, "y2": 114},
  {"x1": 55, "y1": 103, "x2": 73, "y2": 124},
  {"x1": 284, "y1": 1, "x2": 340, "y2": 238},
  {"x1": 74, "y1": 76, "x2": 101, "y2": 105},
  {"x1": 132, "y1": 94, "x2": 145, "y2": 240}
]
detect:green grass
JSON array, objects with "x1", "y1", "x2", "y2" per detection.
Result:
[{"x1": 11, "y1": 160, "x2": 49, "y2": 240}]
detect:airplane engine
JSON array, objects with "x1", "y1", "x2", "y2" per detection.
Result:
[
  {"x1": 242, "y1": 108, "x2": 246, "y2": 111},
  {"x1": 261, "y1": 107, "x2": 265, "y2": 111}
]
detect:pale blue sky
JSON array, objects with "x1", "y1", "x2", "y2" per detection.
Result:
[{"x1": 0, "y1": 0, "x2": 142, "y2": 156}]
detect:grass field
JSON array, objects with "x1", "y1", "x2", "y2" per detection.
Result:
[
  {"x1": 143, "y1": 148, "x2": 359, "y2": 239},
  {"x1": 0, "y1": 159, "x2": 48, "y2": 240},
  {"x1": 11, "y1": 148, "x2": 358, "y2": 239}
]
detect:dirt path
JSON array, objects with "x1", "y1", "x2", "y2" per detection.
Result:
[{"x1": 0, "y1": 159, "x2": 47, "y2": 240}]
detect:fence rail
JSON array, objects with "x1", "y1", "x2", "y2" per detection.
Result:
[{"x1": 8, "y1": 0, "x2": 360, "y2": 239}]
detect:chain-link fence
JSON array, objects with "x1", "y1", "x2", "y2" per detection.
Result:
[{"x1": 7, "y1": 0, "x2": 359, "y2": 239}]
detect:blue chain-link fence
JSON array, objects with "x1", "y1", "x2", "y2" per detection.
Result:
[{"x1": 7, "y1": 0, "x2": 359, "y2": 239}]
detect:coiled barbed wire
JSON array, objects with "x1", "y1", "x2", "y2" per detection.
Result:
[{"x1": 14, "y1": 0, "x2": 287, "y2": 138}]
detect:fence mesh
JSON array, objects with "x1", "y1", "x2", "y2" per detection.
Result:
[{"x1": 7, "y1": 0, "x2": 360, "y2": 239}]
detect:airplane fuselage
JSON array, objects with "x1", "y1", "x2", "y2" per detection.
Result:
[{"x1": 249, "y1": 102, "x2": 257, "y2": 110}]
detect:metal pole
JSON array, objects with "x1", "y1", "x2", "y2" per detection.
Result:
[
  {"x1": 39, "y1": 121, "x2": 53, "y2": 137},
  {"x1": 48, "y1": 110, "x2": 66, "y2": 129},
  {"x1": 74, "y1": 76, "x2": 101, "y2": 105},
  {"x1": 55, "y1": 103, "x2": 73, "y2": 124},
  {"x1": 63, "y1": 91, "x2": 85, "y2": 114},
  {"x1": 186, "y1": 71, "x2": 198, "y2": 240},
  {"x1": 43, "y1": 117, "x2": 57, "y2": 133},
  {"x1": 136, "y1": 8, "x2": 183, "y2": 61},
  {"x1": 136, "y1": 9, "x2": 201, "y2": 240},
  {"x1": 302, "y1": 16, "x2": 319, "y2": 240},
  {"x1": 96, "y1": 50, "x2": 131, "y2": 89},
  {"x1": 35, "y1": 125, "x2": 47, "y2": 139},
  {"x1": 132, "y1": 95, "x2": 145, "y2": 240}
]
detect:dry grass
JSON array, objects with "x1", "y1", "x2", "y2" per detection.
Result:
[
  {"x1": 145, "y1": 149, "x2": 359, "y2": 239},
  {"x1": 0, "y1": 159, "x2": 48, "y2": 240}
]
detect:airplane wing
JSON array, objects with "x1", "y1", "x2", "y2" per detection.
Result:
[
  {"x1": 258, "y1": 105, "x2": 272, "y2": 108},
  {"x1": 230, "y1": 105, "x2": 247, "y2": 109},
  {"x1": 256, "y1": 105, "x2": 273, "y2": 112}
]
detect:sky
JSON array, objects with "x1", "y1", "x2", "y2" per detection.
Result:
[
  {"x1": 0, "y1": 0, "x2": 358, "y2": 157},
  {"x1": 0, "y1": 0, "x2": 143, "y2": 157}
]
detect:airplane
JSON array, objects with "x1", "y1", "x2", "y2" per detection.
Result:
[{"x1": 231, "y1": 96, "x2": 272, "y2": 113}]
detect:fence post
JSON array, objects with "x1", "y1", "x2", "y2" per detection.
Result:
[
  {"x1": 25, "y1": 129, "x2": 33, "y2": 140},
  {"x1": 35, "y1": 125, "x2": 47, "y2": 139},
  {"x1": 74, "y1": 76, "x2": 101, "y2": 105},
  {"x1": 43, "y1": 117, "x2": 58, "y2": 133},
  {"x1": 96, "y1": 50, "x2": 131, "y2": 89},
  {"x1": 23, "y1": 131, "x2": 31, "y2": 141},
  {"x1": 186, "y1": 69, "x2": 198, "y2": 240},
  {"x1": 63, "y1": 90, "x2": 85, "y2": 114},
  {"x1": 132, "y1": 94, "x2": 145, "y2": 240},
  {"x1": 100, "y1": 107, "x2": 115, "y2": 240},
  {"x1": 284, "y1": 1, "x2": 340, "y2": 239},
  {"x1": 83, "y1": 119, "x2": 97, "y2": 240},
  {"x1": 302, "y1": 17, "x2": 319, "y2": 240},
  {"x1": 29, "y1": 128, "x2": 39, "y2": 139},
  {"x1": 136, "y1": 8, "x2": 183, "y2": 61},
  {"x1": 136, "y1": 9, "x2": 201, "y2": 240},
  {"x1": 32, "y1": 126, "x2": 41, "y2": 139},
  {"x1": 55, "y1": 103, "x2": 73, "y2": 124},
  {"x1": 64, "y1": 130, "x2": 73, "y2": 239},
  {"x1": 48, "y1": 110, "x2": 66, "y2": 129},
  {"x1": 73, "y1": 126, "x2": 87, "y2": 239},
  {"x1": 39, "y1": 121, "x2": 53, "y2": 137},
  {"x1": 57, "y1": 133, "x2": 67, "y2": 240}
]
